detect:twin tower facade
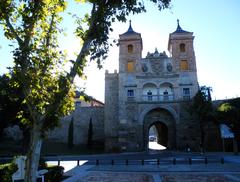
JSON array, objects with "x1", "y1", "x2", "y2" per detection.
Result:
[{"x1": 104, "y1": 21, "x2": 200, "y2": 152}]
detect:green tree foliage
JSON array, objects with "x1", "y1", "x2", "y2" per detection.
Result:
[
  {"x1": 0, "y1": 0, "x2": 171, "y2": 181},
  {"x1": 217, "y1": 98, "x2": 240, "y2": 151},
  {"x1": 190, "y1": 86, "x2": 214, "y2": 151},
  {"x1": 0, "y1": 73, "x2": 30, "y2": 151},
  {"x1": 0, "y1": 162, "x2": 18, "y2": 182},
  {"x1": 217, "y1": 98, "x2": 240, "y2": 132},
  {"x1": 87, "y1": 117, "x2": 93, "y2": 149},
  {"x1": 191, "y1": 86, "x2": 213, "y2": 120},
  {"x1": 68, "y1": 117, "x2": 74, "y2": 149},
  {"x1": 0, "y1": 74, "x2": 21, "y2": 137},
  {"x1": 1, "y1": 1, "x2": 75, "y2": 181}
]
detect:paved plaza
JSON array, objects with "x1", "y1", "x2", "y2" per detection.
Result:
[{"x1": 61, "y1": 151, "x2": 240, "y2": 182}]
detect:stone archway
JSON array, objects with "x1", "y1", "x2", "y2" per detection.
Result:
[{"x1": 143, "y1": 107, "x2": 176, "y2": 150}]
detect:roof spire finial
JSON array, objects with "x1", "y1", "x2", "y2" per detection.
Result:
[
  {"x1": 172, "y1": 19, "x2": 190, "y2": 34},
  {"x1": 127, "y1": 20, "x2": 133, "y2": 32},
  {"x1": 121, "y1": 20, "x2": 140, "y2": 35},
  {"x1": 176, "y1": 19, "x2": 183, "y2": 31}
]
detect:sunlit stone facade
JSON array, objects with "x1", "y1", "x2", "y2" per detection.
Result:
[{"x1": 104, "y1": 21, "x2": 200, "y2": 152}]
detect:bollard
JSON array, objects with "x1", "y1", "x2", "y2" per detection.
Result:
[
  {"x1": 111, "y1": 159, "x2": 114, "y2": 165},
  {"x1": 173, "y1": 158, "x2": 176, "y2": 165},
  {"x1": 204, "y1": 157, "x2": 208, "y2": 164},
  {"x1": 77, "y1": 160, "x2": 80, "y2": 166},
  {"x1": 57, "y1": 160, "x2": 60, "y2": 166},
  {"x1": 157, "y1": 159, "x2": 160, "y2": 165},
  {"x1": 188, "y1": 158, "x2": 192, "y2": 165},
  {"x1": 96, "y1": 159, "x2": 99, "y2": 165},
  {"x1": 221, "y1": 157, "x2": 224, "y2": 164},
  {"x1": 125, "y1": 159, "x2": 128, "y2": 165},
  {"x1": 141, "y1": 159, "x2": 144, "y2": 165}
]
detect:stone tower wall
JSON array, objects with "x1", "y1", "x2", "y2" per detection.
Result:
[{"x1": 104, "y1": 72, "x2": 119, "y2": 151}]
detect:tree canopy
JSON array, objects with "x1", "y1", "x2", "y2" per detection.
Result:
[
  {"x1": 217, "y1": 98, "x2": 240, "y2": 135},
  {"x1": 190, "y1": 86, "x2": 214, "y2": 121},
  {"x1": 0, "y1": 73, "x2": 23, "y2": 137}
]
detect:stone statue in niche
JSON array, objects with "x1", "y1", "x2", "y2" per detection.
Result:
[{"x1": 141, "y1": 63, "x2": 148, "y2": 72}]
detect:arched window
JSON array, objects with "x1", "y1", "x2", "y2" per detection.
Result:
[
  {"x1": 127, "y1": 60, "x2": 134, "y2": 72},
  {"x1": 180, "y1": 43, "x2": 185, "y2": 52},
  {"x1": 143, "y1": 83, "x2": 157, "y2": 101},
  {"x1": 127, "y1": 44, "x2": 133, "y2": 53},
  {"x1": 180, "y1": 60, "x2": 189, "y2": 71},
  {"x1": 160, "y1": 82, "x2": 174, "y2": 101}
]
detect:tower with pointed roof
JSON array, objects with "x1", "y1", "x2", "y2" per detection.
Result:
[
  {"x1": 118, "y1": 20, "x2": 142, "y2": 73},
  {"x1": 168, "y1": 19, "x2": 198, "y2": 99},
  {"x1": 168, "y1": 19, "x2": 197, "y2": 72},
  {"x1": 104, "y1": 20, "x2": 200, "y2": 152}
]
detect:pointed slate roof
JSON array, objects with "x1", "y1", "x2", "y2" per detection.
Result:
[
  {"x1": 120, "y1": 20, "x2": 140, "y2": 36},
  {"x1": 172, "y1": 19, "x2": 190, "y2": 34}
]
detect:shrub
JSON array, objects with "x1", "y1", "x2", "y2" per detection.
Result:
[
  {"x1": 44, "y1": 165, "x2": 64, "y2": 182},
  {"x1": 0, "y1": 163, "x2": 18, "y2": 182}
]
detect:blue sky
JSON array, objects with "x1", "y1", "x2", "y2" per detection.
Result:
[{"x1": 0, "y1": 0, "x2": 240, "y2": 102}]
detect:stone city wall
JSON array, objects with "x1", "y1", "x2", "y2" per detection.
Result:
[{"x1": 47, "y1": 106, "x2": 104, "y2": 146}]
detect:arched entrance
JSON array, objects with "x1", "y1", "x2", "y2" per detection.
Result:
[
  {"x1": 148, "y1": 122, "x2": 168, "y2": 150},
  {"x1": 143, "y1": 107, "x2": 176, "y2": 151}
]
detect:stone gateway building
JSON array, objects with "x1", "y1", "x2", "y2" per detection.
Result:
[
  {"x1": 104, "y1": 21, "x2": 199, "y2": 152},
  {"x1": 48, "y1": 21, "x2": 209, "y2": 152}
]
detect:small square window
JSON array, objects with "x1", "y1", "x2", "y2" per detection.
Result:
[
  {"x1": 75, "y1": 101, "x2": 81, "y2": 107},
  {"x1": 183, "y1": 88, "x2": 190, "y2": 95},
  {"x1": 127, "y1": 90, "x2": 134, "y2": 97}
]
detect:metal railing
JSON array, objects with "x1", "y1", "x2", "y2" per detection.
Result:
[
  {"x1": 93, "y1": 157, "x2": 225, "y2": 165},
  {"x1": 0, "y1": 156, "x2": 226, "y2": 168},
  {"x1": 142, "y1": 94, "x2": 174, "y2": 102}
]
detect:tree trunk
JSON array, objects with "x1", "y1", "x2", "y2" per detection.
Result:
[
  {"x1": 200, "y1": 122, "x2": 205, "y2": 153},
  {"x1": 25, "y1": 123, "x2": 42, "y2": 182},
  {"x1": 233, "y1": 137, "x2": 239, "y2": 155}
]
